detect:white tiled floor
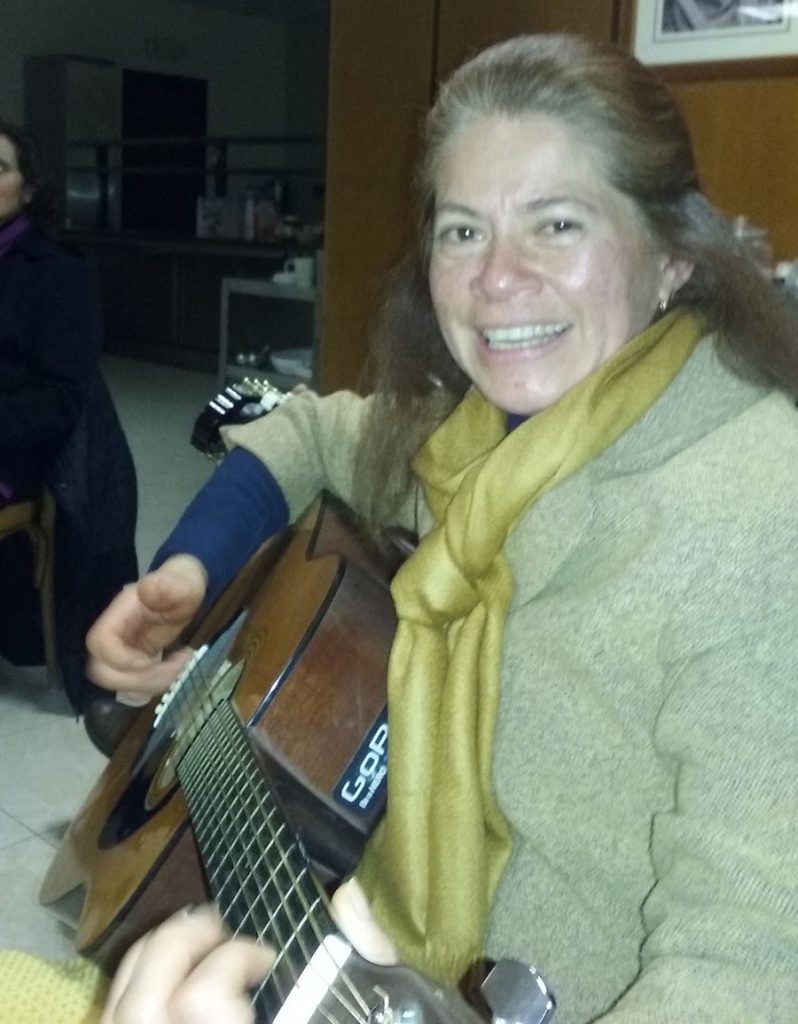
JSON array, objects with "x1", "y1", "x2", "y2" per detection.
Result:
[{"x1": 0, "y1": 356, "x2": 215, "y2": 959}]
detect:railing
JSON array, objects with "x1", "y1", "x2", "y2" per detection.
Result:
[{"x1": 65, "y1": 134, "x2": 326, "y2": 235}]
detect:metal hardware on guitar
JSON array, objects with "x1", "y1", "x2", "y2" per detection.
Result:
[
  {"x1": 190, "y1": 377, "x2": 289, "y2": 460},
  {"x1": 251, "y1": 927, "x2": 555, "y2": 1024},
  {"x1": 481, "y1": 959, "x2": 555, "y2": 1024}
]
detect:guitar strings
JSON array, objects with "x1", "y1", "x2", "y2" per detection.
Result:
[
  {"x1": 159, "y1": 609, "x2": 247, "y2": 759},
  {"x1": 179, "y1": 702, "x2": 372, "y2": 1024},
  {"x1": 183, "y1": 707, "x2": 368, "y2": 1024},
  {"x1": 140, "y1": 618, "x2": 242, "y2": 809},
  {"x1": 166, "y1": 615, "x2": 375, "y2": 1021},
  {"x1": 208, "y1": 706, "x2": 373, "y2": 1024},
  {"x1": 176, "y1": 640, "x2": 319, "y2": 974},
  {"x1": 180, "y1": 713, "x2": 309, "y2": 1009},
  {"x1": 207, "y1": 706, "x2": 372, "y2": 1024},
  {"x1": 168, "y1": 650, "x2": 309, "y2": 1011}
]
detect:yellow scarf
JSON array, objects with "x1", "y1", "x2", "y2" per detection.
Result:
[{"x1": 356, "y1": 310, "x2": 704, "y2": 984}]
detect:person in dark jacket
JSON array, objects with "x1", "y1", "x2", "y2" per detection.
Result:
[
  {"x1": 0, "y1": 119, "x2": 139, "y2": 736},
  {"x1": 0, "y1": 122, "x2": 95, "y2": 501}
]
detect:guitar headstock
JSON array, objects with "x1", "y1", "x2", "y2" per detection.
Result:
[{"x1": 190, "y1": 377, "x2": 289, "y2": 460}]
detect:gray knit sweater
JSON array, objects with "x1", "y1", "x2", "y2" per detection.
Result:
[{"x1": 226, "y1": 339, "x2": 798, "y2": 1023}]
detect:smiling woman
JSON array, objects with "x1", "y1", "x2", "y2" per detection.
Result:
[
  {"x1": 427, "y1": 114, "x2": 690, "y2": 414},
  {"x1": 10, "y1": 31, "x2": 798, "y2": 1024}
]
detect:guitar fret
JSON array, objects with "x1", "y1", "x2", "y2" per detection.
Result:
[
  {"x1": 185, "y1": 716, "x2": 331, "y2": 1019},
  {"x1": 182, "y1": 755, "x2": 309, "y2": 993},
  {"x1": 209, "y1": 821, "x2": 290, "y2": 888},
  {"x1": 188, "y1": 739, "x2": 317, "y2": 946},
  {"x1": 185, "y1": 748, "x2": 299, "y2": 939},
  {"x1": 178, "y1": 700, "x2": 337, "y2": 995}
]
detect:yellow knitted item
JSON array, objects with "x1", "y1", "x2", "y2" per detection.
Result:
[
  {"x1": 356, "y1": 310, "x2": 704, "y2": 985},
  {"x1": 0, "y1": 951, "x2": 108, "y2": 1024}
]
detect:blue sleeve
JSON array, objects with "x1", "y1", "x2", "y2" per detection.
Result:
[{"x1": 150, "y1": 446, "x2": 289, "y2": 607}]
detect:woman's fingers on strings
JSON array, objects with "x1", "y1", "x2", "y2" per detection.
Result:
[
  {"x1": 100, "y1": 905, "x2": 226, "y2": 1023},
  {"x1": 85, "y1": 645, "x2": 193, "y2": 697},
  {"x1": 168, "y1": 936, "x2": 275, "y2": 1024},
  {"x1": 100, "y1": 905, "x2": 272, "y2": 1024}
]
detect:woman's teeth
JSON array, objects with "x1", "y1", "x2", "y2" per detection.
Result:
[{"x1": 482, "y1": 323, "x2": 569, "y2": 350}]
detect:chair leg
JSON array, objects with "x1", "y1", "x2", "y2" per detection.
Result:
[
  {"x1": 0, "y1": 493, "x2": 60, "y2": 685},
  {"x1": 23, "y1": 495, "x2": 60, "y2": 686},
  {"x1": 39, "y1": 554, "x2": 59, "y2": 686},
  {"x1": 38, "y1": 491, "x2": 60, "y2": 686}
]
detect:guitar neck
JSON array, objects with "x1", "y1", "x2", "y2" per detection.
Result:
[{"x1": 179, "y1": 700, "x2": 337, "y2": 1018}]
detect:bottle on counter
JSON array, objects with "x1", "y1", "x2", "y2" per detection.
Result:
[{"x1": 244, "y1": 189, "x2": 258, "y2": 241}]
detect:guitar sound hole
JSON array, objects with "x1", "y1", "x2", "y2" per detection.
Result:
[
  {"x1": 98, "y1": 739, "x2": 178, "y2": 848},
  {"x1": 98, "y1": 612, "x2": 250, "y2": 850}
]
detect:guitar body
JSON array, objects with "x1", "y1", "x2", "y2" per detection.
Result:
[
  {"x1": 40, "y1": 500, "x2": 396, "y2": 972},
  {"x1": 40, "y1": 497, "x2": 556, "y2": 1024}
]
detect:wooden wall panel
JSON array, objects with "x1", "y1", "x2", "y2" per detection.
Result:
[
  {"x1": 616, "y1": 0, "x2": 798, "y2": 261},
  {"x1": 671, "y1": 74, "x2": 798, "y2": 263},
  {"x1": 436, "y1": 0, "x2": 616, "y2": 78},
  {"x1": 320, "y1": 0, "x2": 435, "y2": 393}
]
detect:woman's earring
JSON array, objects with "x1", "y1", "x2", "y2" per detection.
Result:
[{"x1": 657, "y1": 295, "x2": 669, "y2": 314}]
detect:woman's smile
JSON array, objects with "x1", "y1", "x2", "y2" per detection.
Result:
[{"x1": 480, "y1": 321, "x2": 571, "y2": 351}]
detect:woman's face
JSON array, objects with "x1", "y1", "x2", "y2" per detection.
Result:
[
  {"x1": 429, "y1": 114, "x2": 689, "y2": 415},
  {"x1": 0, "y1": 134, "x2": 30, "y2": 226}
]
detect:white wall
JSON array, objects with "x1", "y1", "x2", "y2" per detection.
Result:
[{"x1": 0, "y1": 0, "x2": 289, "y2": 135}]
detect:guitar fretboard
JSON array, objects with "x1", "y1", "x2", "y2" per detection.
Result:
[{"x1": 178, "y1": 701, "x2": 337, "y2": 1019}]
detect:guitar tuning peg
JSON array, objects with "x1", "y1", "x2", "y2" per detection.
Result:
[{"x1": 480, "y1": 959, "x2": 555, "y2": 1024}]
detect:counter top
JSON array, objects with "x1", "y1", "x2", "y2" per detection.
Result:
[{"x1": 64, "y1": 230, "x2": 318, "y2": 260}]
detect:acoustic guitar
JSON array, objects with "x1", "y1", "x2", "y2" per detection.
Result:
[{"x1": 40, "y1": 498, "x2": 554, "y2": 1023}]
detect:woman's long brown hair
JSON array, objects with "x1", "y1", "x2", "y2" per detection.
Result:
[{"x1": 353, "y1": 34, "x2": 798, "y2": 526}]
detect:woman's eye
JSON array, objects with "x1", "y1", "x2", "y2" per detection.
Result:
[
  {"x1": 538, "y1": 218, "x2": 581, "y2": 239},
  {"x1": 436, "y1": 224, "x2": 482, "y2": 245}
]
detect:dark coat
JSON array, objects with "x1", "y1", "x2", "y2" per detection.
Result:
[
  {"x1": 0, "y1": 228, "x2": 98, "y2": 495},
  {"x1": 0, "y1": 227, "x2": 138, "y2": 710}
]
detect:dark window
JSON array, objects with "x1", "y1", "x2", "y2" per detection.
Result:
[{"x1": 121, "y1": 69, "x2": 207, "y2": 234}]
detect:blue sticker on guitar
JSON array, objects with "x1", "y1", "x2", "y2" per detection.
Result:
[{"x1": 333, "y1": 710, "x2": 388, "y2": 817}]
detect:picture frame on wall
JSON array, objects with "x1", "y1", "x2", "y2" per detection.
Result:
[{"x1": 632, "y1": 0, "x2": 797, "y2": 67}]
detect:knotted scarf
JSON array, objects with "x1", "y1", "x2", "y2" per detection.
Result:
[{"x1": 356, "y1": 310, "x2": 705, "y2": 984}]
